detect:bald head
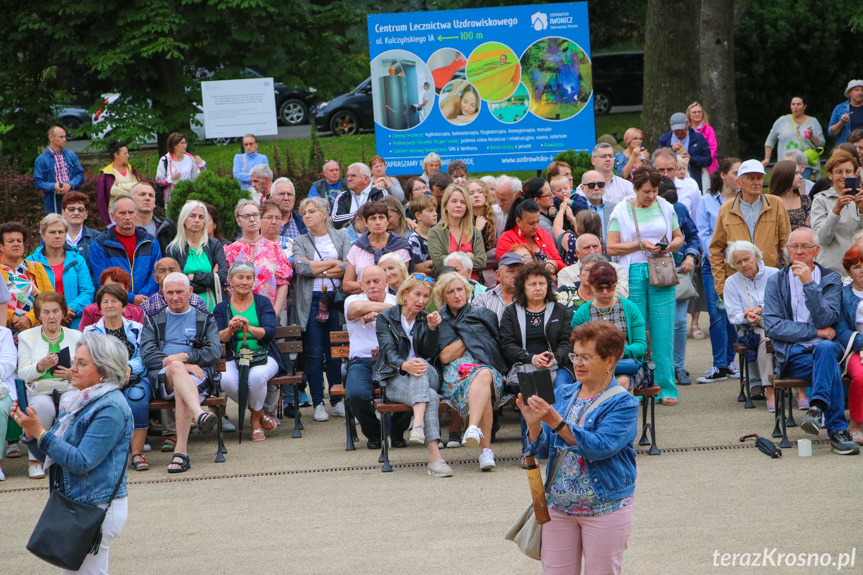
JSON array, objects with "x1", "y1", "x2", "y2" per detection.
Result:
[
  {"x1": 360, "y1": 264, "x2": 387, "y2": 301},
  {"x1": 575, "y1": 234, "x2": 602, "y2": 258},
  {"x1": 787, "y1": 227, "x2": 819, "y2": 267}
]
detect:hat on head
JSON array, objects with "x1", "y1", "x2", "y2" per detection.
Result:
[
  {"x1": 669, "y1": 112, "x2": 688, "y2": 130},
  {"x1": 845, "y1": 79, "x2": 863, "y2": 98},
  {"x1": 737, "y1": 159, "x2": 766, "y2": 178},
  {"x1": 498, "y1": 253, "x2": 526, "y2": 267}
]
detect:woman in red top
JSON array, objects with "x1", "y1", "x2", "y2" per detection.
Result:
[
  {"x1": 497, "y1": 198, "x2": 564, "y2": 272},
  {"x1": 427, "y1": 185, "x2": 487, "y2": 276}
]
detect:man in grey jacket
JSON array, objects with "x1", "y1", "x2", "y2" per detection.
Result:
[{"x1": 763, "y1": 228, "x2": 858, "y2": 455}]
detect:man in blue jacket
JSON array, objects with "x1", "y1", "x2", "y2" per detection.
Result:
[
  {"x1": 828, "y1": 79, "x2": 863, "y2": 144},
  {"x1": 763, "y1": 227, "x2": 858, "y2": 455},
  {"x1": 89, "y1": 195, "x2": 162, "y2": 306},
  {"x1": 657, "y1": 113, "x2": 711, "y2": 191},
  {"x1": 33, "y1": 126, "x2": 85, "y2": 214}
]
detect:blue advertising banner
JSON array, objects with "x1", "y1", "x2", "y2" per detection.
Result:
[{"x1": 367, "y1": 2, "x2": 594, "y2": 175}]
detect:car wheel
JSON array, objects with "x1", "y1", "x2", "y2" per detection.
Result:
[
  {"x1": 330, "y1": 111, "x2": 360, "y2": 137},
  {"x1": 209, "y1": 137, "x2": 232, "y2": 146},
  {"x1": 278, "y1": 99, "x2": 309, "y2": 126},
  {"x1": 593, "y1": 92, "x2": 611, "y2": 115}
]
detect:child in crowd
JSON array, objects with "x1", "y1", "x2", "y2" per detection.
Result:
[
  {"x1": 448, "y1": 160, "x2": 469, "y2": 186},
  {"x1": 550, "y1": 173, "x2": 572, "y2": 215},
  {"x1": 408, "y1": 195, "x2": 438, "y2": 275}
]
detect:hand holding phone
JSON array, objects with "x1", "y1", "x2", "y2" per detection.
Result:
[
  {"x1": 655, "y1": 242, "x2": 669, "y2": 251},
  {"x1": 845, "y1": 176, "x2": 859, "y2": 196}
]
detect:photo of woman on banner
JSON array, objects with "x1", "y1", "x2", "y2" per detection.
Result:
[{"x1": 440, "y1": 80, "x2": 481, "y2": 126}]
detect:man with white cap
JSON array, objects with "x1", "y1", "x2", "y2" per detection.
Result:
[
  {"x1": 829, "y1": 79, "x2": 863, "y2": 144},
  {"x1": 657, "y1": 112, "x2": 712, "y2": 191}
]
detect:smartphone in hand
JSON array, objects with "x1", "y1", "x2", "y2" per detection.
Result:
[
  {"x1": 655, "y1": 242, "x2": 669, "y2": 251},
  {"x1": 845, "y1": 176, "x2": 859, "y2": 196}
]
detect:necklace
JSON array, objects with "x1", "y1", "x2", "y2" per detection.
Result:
[
  {"x1": 593, "y1": 303, "x2": 613, "y2": 319},
  {"x1": 42, "y1": 329, "x2": 61, "y2": 340}
]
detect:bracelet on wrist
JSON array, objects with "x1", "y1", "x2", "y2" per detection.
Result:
[
  {"x1": 552, "y1": 419, "x2": 567, "y2": 434},
  {"x1": 37, "y1": 429, "x2": 47, "y2": 444}
]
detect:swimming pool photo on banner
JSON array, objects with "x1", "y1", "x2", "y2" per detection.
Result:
[{"x1": 489, "y1": 83, "x2": 530, "y2": 124}]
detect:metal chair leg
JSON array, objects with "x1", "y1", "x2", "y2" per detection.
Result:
[
  {"x1": 638, "y1": 395, "x2": 650, "y2": 446},
  {"x1": 344, "y1": 402, "x2": 355, "y2": 451},
  {"x1": 292, "y1": 385, "x2": 303, "y2": 438},
  {"x1": 743, "y1": 356, "x2": 755, "y2": 409},
  {"x1": 276, "y1": 384, "x2": 283, "y2": 419},
  {"x1": 737, "y1": 355, "x2": 747, "y2": 403},
  {"x1": 778, "y1": 389, "x2": 792, "y2": 449},
  {"x1": 215, "y1": 403, "x2": 227, "y2": 463},
  {"x1": 772, "y1": 397, "x2": 783, "y2": 439},
  {"x1": 381, "y1": 413, "x2": 393, "y2": 472},
  {"x1": 786, "y1": 390, "x2": 797, "y2": 427},
  {"x1": 648, "y1": 397, "x2": 660, "y2": 455}
]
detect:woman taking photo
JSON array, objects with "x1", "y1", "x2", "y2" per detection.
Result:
[
  {"x1": 215, "y1": 263, "x2": 286, "y2": 441},
  {"x1": 613, "y1": 128, "x2": 649, "y2": 180},
  {"x1": 435, "y1": 272, "x2": 506, "y2": 471},
  {"x1": 518, "y1": 321, "x2": 639, "y2": 575},
  {"x1": 18, "y1": 292, "x2": 83, "y2": 479},
  {"x1": 769, "y1": 160, "x2": 811, "y2": 231},
  {"x1": 571, "y1": 262, "x2": 647, "y2": 390},
  {"x1": 28, "y1": 214, "x2": 94, "y2": 329},
  {"x1": 14, "y1": 331, "x2": 133, "y2": 574},
  {"x1": 342, "y1": 202, "x2": 413, "y2": 294},
  {"x1": 810, "y1": 150, "x2": 863, "y2": 278},
  {"x1": 607, "y1": 166, "x2": 683, "y2": 405},
  {"x1": 84, "y1": 284, "x2": 151, "y2": 470},
  {"x1": 165, "y1": 200, "x2": 227, "y2": 312},
  {"x1": 224, "y1": 199, "x2": 292, "y2": 316},
  {"x1": 428, "y1": 185, "x2": 487, "y2": 275},
  {"x1": 370, "y1": 155, "x2": 405, "y2": 202},
  {"x1": 0, "y1": 222, "x2": 53, "y2": 334},
  {"x1": 497, "y1": 199, "x2": 564, "y2": 273},
  {"x1": 374, "y1": 274, "x2": 452, "y2": 478},
  {"x1": 291, "y1": 197, "x2": 351, "y2": 421},
  {"x1": 763, "y1": 96, "x2": 824, "y2": 179},
  {"x1": 155, "y1": 132, "x2": 206, "y2": 204},
  {"x1": 379, "y1": 252, "x2": 408, "y2": 295},
  {"x1": 96, "y1": 140, "x2": 140, "y2": 225}
]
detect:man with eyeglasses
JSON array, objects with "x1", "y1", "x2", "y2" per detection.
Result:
[
  {"x1": 248, "y1": 163, "x2": 274, "y2": 204},
  {"x1": 59, "y1": 192, "x2": 99, "y2": 265},
  {"x1": 576, "y1": 170, "x2": 617, "y2": 244},
  {"x1": 308, "y1": 159, "x2": 347, "y2": 208},
  {"x1": 233, "y1": 134, "x2": 270, "y2": 192},
  {"x1": 586, "y1": 142, "x2": 635, "y2": 204},
  {"x1": 557, "y1": 233, "x2": 629, "y2": 297},
  {"x1": 763, "y1": 227, "x2": 858, "y2": 455},
  {"x1": 272, "y1": 178, "x2": 307, "y2": 240},
  {"x1": 331, "y1": 162, "x2": 387, "y2": 229},
  {"x1": 657, "y1": 112, "x2": 712, "y2": 191}
]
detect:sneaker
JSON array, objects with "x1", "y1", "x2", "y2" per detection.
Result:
[
  {"x1": 299, "y1": 391, "x2": 312, "y2": 407},
  {"x1": 798, "y1": 398, "x2": 810, "y2": 411},
  {"x1": 313, "y1": 404, "x2": 329, "y2": 422},
  {"x1": 5, "y1": 442, "x2": 21, "y2": 458},
  {"x1": 696, "y1": 367, "x2": 727, "y2": 384},
  {"x1": 725, "y1": 364, "x2": 740, "y2": 379},
  {"x1": 446, "y1": 431, "x2": 462, "y2": 448},
  {"x1": 222, "y1": 416, "x2": 236, "y2": 433},
  {"x1": 29, "y1": 464, "x2": 45, "y2": 479},
  {"x1": 766, "y1": 401, "x2": 775, "y2": 413},
  {"x1": 800, "y1": 407, "x2": 823, "y2": 436},
  {"x1": 0, "y1": 467, "x2": 4, "y2": 481},
  {"x1": 409, "y1": 425, "x2": 425, "y2": 445},
  {"x1": 675, "y1": 370, "x2": 692, "y2": 386},
  {"x1": 830, "y1": 431, "x2": 861, "y2": 455},
  {"x1": 427, "y1": 459, "x2": 453, "y2": 477},
  {"x1": 479, "y1": 448, "x2": 496, "y2": 471},
  {"x1": 330, "y1": 402, "x2": 346, "y2": 418},
  {"x1": 462, "y1": 425, "x2": 483, "y2": 448}
]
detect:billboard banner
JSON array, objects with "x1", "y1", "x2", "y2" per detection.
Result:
[
  {"x1": 367, "y1": 2, "x2": 594, "y2": 175},
  {"x1": 201, "y1": 78, "x2": 278, "y2": 139}
]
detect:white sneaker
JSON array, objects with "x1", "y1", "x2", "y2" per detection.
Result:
[
  {"x1": 479, "y1": 448, "x2": 496, "y2": 471},
  {"x1": 0, "y1": 467, "x2": 5, "y2": 481},
  {"x1": 313, "y1": 404, "x2": 329, "y2": 422},
  {"x1": 409, "y1": 425, "x2": 425, "y2": 445},
  {"x1": 462, "y1": 425, "x2": 483, "y2": 448},
  {"x1": 330, "y1": 402, "x2": 346, "y2": 418},
  {"x1": 726, "y1": 363, "x2": 741, "y2": 379},
  {"x1": 29, "y1": 464, "x2": 45, "y2": 479},
  {"x1": 427, "y1": 459, "x2": 453, "y2": 477}
]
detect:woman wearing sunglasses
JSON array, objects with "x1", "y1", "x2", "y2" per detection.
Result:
[{"x1": 374, "y1": 273, "x2": 453, "y2": 477}]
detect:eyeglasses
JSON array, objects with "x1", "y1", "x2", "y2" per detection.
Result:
[
  {"x1": 595, "y1": 154, "x2": 614, "y2": 159},
  {"x1": 787, "y1": 243, "x2": 817, "y2": 251},
  {"x1": 583, "y1": 182, "x2": 606, "y2": 189},
  {"x1": 261, "y1": 215, "x2": 282, "y2": 222},
  {"x1": 568, "y1": 353, "x2": 603, "y2": 365},
  {"x1": 238, "y1": 213, "x2": 261, "y2": 221},
  {"x1": 594, "y1": 285, "x2": 615, "y2": 293},
  {"x1": 413, "y1": 274, "x2": 434, "y2": 285},
  {"x1": 657, "y1": 167, "x2": 675, "y2": 174},
  {"x1": 243, "y1": 141, "x2": 257, "y2": 147}
]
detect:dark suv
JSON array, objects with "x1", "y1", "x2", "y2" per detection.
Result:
[
  {"x1": 243, "y1": 68, "x2": 318, "y2": 126},
  {"x1": 592, "y1": 51, "x2": 643, "y2": 115},
  {"x1": 313, "y1": 78, "x2": 375, "y2": 136}
]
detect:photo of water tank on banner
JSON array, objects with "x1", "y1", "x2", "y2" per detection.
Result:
[{"x1": 367, "y1": 2, "x2": 595, "y2": 175}]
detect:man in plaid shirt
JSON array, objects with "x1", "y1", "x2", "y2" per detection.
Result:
[{"x1": 33, "y1": 126, "x2": 84, "y2": 214}]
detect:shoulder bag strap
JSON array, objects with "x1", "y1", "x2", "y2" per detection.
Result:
[
  {"x1": 105, "y1": 450, "x2": 130, "y2": 510},
  {"x1": 789, "y1": 114, "x2": 806, "y2": 147},
  {"x1": 629, "y1": 200, "x2": 647, "y2": 257},
  {"x1": 309, "y1": 237, "x2": 338, "y2": 291},
  {"x1": 841, "y1": 331, "x2": 860, "y2": 375}
]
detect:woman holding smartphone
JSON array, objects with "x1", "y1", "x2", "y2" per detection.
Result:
[{"x1": 810, "y1": 150, "x2": 863, "y2": 279}]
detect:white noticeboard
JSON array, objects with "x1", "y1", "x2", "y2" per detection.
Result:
[{"x1": 200, "y1": 78, "x2": 278, "y2": 138}]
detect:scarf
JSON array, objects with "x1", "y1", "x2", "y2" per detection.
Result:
[
  {"x1": 354, "y1": 231, "x2": 413, "y2": 264},
  {"x1": 44, "y1": 382, "x2": 120, "y2": 470}
]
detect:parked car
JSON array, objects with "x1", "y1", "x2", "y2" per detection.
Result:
[
  {"x1": 313, "y1": 77, "x2": 375, "y2": 136},
  {"x1": 242, "y1": 68, "x2": 318, "y2": 126},
  {"x1": 53, "y1": 104, "x2": 92, "y2": 138},
  {"x1": 591, "y1": 51, "x2": 643, "y2": 115}
]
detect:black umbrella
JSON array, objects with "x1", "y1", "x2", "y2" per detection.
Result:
[
  {"x1": 739, "y1": 433, "x2": 782, "y2": 458},
  {"x1": 236, "y1": 327, "x2": 251, "y2": 444}
]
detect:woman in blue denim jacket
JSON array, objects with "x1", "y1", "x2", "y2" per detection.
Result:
[
  {"x1": 14, "y1": 332, "x2": 133, "y2": 575},
  {"x1": 518, "y1": 321, "x2": 638, "y2": 574}
]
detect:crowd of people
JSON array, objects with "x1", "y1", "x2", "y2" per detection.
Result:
[{"x1": 14, "y1": 80, "x2": 863, "y2": 572}]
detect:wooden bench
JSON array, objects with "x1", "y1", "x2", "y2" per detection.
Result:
[
  {"x1": 327, "y1": 331, "x2": 357, "y2": 451},
  {"x1": 733, "y1": 342, "x2": 756, "y2": 409},
  {"x1": 268, "y1": 326, "x2": 305, "y2": 438}
]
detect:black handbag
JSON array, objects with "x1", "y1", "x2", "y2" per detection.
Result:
[{"x1": 27, "y1": 452, "x2": 129, "y2": 570}]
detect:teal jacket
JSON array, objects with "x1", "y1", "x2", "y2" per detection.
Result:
[
  {"x1": 571, "y1": 296, "x2": 646, "y2": 361},
  {"x1": 28, "y1": 245, "x2": 95, "y2": 329}
]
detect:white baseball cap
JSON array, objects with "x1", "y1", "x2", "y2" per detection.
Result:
[{"x1": 737, "y1": 159, "x2": 766, "y2": 178}]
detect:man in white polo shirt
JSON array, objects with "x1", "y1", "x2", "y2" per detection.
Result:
[
  {"x1": 583, "y1": 142, "x2": 635, "y2": 204},
  {"x1": 343, "y1": 265, "x2": 408, "y2": 449}
]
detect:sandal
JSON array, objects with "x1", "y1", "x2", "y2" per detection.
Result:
[
  {"x1": 5, "y1": 442, "x2": 22, "y2": 458},
  {"x1": 261, "y1": 413, "x2": 277, "y2": 431},
  {"x1": 690, "y1": 326, "x2": 705, "y2": 340},
  {"x1": 161, "y1": 436, "x2": 177, "y2": 452},
  {"x1": 660, "y1": 397, "x2": 679, "y2": 406},
  {"x1": 131, "y1": 453, "x2": 150, "y2": 472},
  {"x1": 167, "y1": 453, "x2": 190, "y2": 474},
  {"x1": 196, "y1": 412, "x2": 217, "y2": 435},
  {"x1": 252, "y1": 429, "x2": 266, "y2": 442}
]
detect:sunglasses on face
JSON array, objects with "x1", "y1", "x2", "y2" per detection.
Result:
[
  {"x1": 583, "y1": 182, "x2": 606, "y2": 189},
  {"x1": 413, "y1": 274, "x2": 434, "y2": 285}
]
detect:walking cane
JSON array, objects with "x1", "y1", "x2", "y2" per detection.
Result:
[{"x1": 524, "y1": 455, "x2": 551, "y2": 524}]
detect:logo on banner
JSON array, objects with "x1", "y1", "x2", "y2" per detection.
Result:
[{"x1": 531, "y1": 12, "x2": 548, "y2": 31}]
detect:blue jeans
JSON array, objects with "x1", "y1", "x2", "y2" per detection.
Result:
[
  {"x1": 43, "y1": 191, "x2": 61, "y2": 214},
  {"x1": 345, "y1": 358, "x2": 409, "y2": 441},
  {"x1": 303, "y1": 293, "x2": 344, "y2": 407},
  {"x1": 123, "y1": 379, "x2": 151, "y2": 430},
  {"x1": 785, "y1": 341, "x2": 847, "y2": 436},
  {"x1": 702, "y1": 262, "x2": 737, "y2": 368},
  {"x1": 674, "y1": 299, "x2": 689, "y2": 372}
]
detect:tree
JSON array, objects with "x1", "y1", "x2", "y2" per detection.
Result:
[
  {"x1": 641, "y1": 0, "x2": 701, "y2": 148},
  {"x1": 700, "y1": 0, "x2": 739, "y2": 158}
]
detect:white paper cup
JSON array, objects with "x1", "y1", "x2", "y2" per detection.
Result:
[{"x1": 797, "y1": 438, "x2": 812, "y2": 457}]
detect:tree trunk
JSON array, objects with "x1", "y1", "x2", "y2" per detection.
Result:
[
  {"x1": 642, "y1": 0, "x2": 702, "y2": 149},
  {"x1": 701, "y1": 0, "x2": 739, "y2": 159}
]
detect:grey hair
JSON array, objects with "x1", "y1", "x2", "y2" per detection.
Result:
[
  {"x1": 591, "y1": 142, "x2": 614, "y2": 157},
  {"x1": 580, "y1": 170, "x2": 603, "y2": 185},
  {"x1": 234, "y1": 198, "x2": 259, "y2": 220},
  {"x1": 444, "y1": 251, "x2": 473, "y2": 272},
  {"x1": 112, "y1": 194, "x2": 138, "y2": 213},
  {"x1": 40, "y1": 213, "x2": 68, "y2": 236},
  {"x1": 496, "y1": 174, "x2": 522, "y2": 194},
  {"x1": 298, "y1": 196, "x2": 329, "y2": 214},
  {"x1": 163, "y1": 272, "x2": 191, "y2": 289},
  {"x1": 348, "y1": 162, "x2": 371, "y2": 178},
  {"x1": 789, "y1": 227, "x2": 819, "y2": 247},
  {"x1": 480, "y1": 175, "x2": 497, "y2": 189},
  {"x1": 726, "y1": 241, "x2": 763, "y2": 268},
  {"x1": 273, "y1": 177, "x2": 295, "y2": 194},
  {"x1": 422, "y1": 152, "x2": 441, "y2": 170},
  {"x1": 249, "y1": 163, "x2": 273, "y2": 180},
  {"x1": 79, "y1": 331, "x2": 130, "y2": 386},
  {"x1": 581, "y1": 253, "x2": 609, "y2": 265},
  {"x1": 228, "y1": 261, "x2": 256, "y2": 279},
  {"x1": 783, "y1": 149, "x2": 808, "y2": 166},
  {"x1": 652, "y1": 147, "x2": 676, "y2": 164}
]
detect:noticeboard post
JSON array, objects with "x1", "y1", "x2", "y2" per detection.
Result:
[
  {"x1": 200, "y1": 78, "x2": 278, "y2": 139},
  {"x1": 367, "y1": 2, "x2": 594, "y2": 175}
]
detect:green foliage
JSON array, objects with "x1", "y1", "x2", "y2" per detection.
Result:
[
  {"x1": 549, "y1": 150, "x2": 593, "y2": 183},
  {"x1": 167, "y1": 171, "x2": 251, "y2": 240}
]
